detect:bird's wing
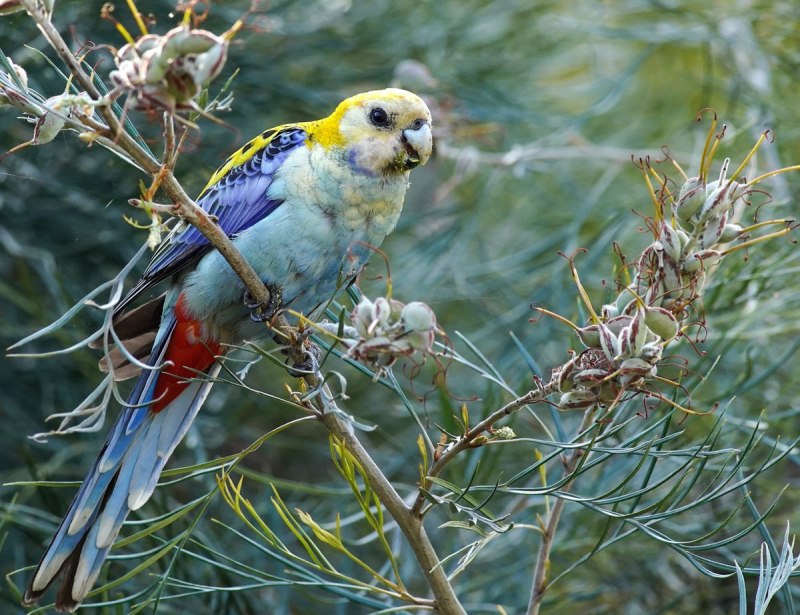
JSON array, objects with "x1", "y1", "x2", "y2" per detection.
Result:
[{"x1": 118, "y1": 125, "x2": 308, "y2": 311}]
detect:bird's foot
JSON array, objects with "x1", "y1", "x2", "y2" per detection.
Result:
[{"x1": 243, "y1": 282, "x2": 283, "y2": 322}]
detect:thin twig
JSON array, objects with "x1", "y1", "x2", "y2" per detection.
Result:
[
  {"x1": 411, "y1": 383, "x2": 553, "y2": 515},
  {"x1": 319, "y1": 402, "x2": 467, "y2": 615},
  {"x1": 526, "y1": 406, "x2": 595, "y2": 615}
]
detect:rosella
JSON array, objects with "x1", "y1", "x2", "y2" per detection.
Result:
[{"x1": 23, "y1": 88, "x2": 433, "y2": 611}]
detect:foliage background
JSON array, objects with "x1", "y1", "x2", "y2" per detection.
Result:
[{"x1": 2, "y1": 0, "x2": 800, "y2": 613}]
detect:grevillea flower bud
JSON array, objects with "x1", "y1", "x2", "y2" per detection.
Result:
[
  {"x1": 643, "y1": 306, "x2": 679, "y2": 340},
  {"x1": 558, "y1": 390, "x2": 597, "y2": 410},
  {"x1": 659, "y1": 221, "x2": 683, "y2": 263},
  {"x1": 719, "y1": 222, "x2": 744, "y2": 243},
  {"x1": 674, "y1": 176, "x2": 706, "y2": 223},
  {"x1": 401, "y1": 301, "x2": 437, "y2": 352},
  {"x1": 700, "y1": 211, "x2": 729, "y2": 249}
]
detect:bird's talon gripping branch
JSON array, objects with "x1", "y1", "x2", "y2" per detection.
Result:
[{"x1": 244, "y1": 282, "x2": 283, "y2": 322}]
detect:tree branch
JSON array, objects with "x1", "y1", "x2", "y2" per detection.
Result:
[
  {"x1": 320, "y1": 409, "x2": 467, "y2": 615},
  {"x1": 411, "y1": 383, "x2": 553, "y2": 515},
  {"x1": 526, "y1": 406, "x2": 595, "y2": 615}
]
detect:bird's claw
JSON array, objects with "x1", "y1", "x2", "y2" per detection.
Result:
[{"x1": 244, "y1": 282, "x2": 283, "y2": 322}]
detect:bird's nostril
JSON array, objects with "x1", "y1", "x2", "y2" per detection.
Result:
[{"x1": 412, "y1": 119, "x2": 424, "y2": 131}]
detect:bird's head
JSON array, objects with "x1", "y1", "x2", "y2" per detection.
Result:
[{"x1": 312, "y1": 88, "x2": 433, "y2": 176}]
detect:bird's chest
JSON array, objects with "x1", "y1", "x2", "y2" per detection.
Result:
[{"x1": 183, "y1": 146, "x2": 408, "y2": 338}]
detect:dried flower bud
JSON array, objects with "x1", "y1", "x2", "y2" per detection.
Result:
[
  {"x1": 640, "y1": 341, "x2": 663, "y2": 365},
  {"x1": 492, "y1": 426, "x2": 516, "y2": 440}
]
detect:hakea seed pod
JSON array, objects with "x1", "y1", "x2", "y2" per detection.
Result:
[
  {"x1": 643, "y1": 305, "x2": 679, "y2": 341},
  {"x1": 674, "y1": 176, "x2": 706, "y2": 223}
]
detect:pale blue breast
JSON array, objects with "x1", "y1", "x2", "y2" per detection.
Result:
[{"x1": 180, "y1": 143, "x2": 409, "y2": 342}]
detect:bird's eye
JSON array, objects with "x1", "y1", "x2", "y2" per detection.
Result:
[{"x1": 369, "y1": 107, "x2": 390, "y2": 127}]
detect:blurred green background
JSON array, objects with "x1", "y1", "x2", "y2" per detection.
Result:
[{"x1": 2, "y1": 1, "x2": 800, "y2": 613}]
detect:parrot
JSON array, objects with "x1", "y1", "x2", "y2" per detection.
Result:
[{"x1": 22, "y1": 88, "x2": 433, "y2": 612}]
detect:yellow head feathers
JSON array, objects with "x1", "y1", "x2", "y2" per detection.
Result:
[
  {"x1": 309, "y1": 88, "x2": 433, "y2": 175},
  {"x1": 202, "y1": 89, "x2": 432, "y2": 192}
]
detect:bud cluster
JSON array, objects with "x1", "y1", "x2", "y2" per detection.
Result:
[
  {"x1": 556, "y1": 303, "x2": 678, "y2": 409},
  {"x1": 343, "y1": 296, "x2": 438, "y2": 371},
  {"x1": 550, "y1": 143, "x2": 789, "y2": 413},
  {"x1": 110, "y1": 24, "x2": 228, "y2": 112},
  {"x1": 627, "y1": 163, "x2": 743, "y2": 315}
]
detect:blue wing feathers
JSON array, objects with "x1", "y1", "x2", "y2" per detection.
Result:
[{"x1": 120, "y1": 127, "x2": 307, "y2": 310}]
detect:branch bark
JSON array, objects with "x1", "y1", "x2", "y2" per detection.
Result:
[{"x1": 321, "y1": 411, "x2": 467, "y2": 615}]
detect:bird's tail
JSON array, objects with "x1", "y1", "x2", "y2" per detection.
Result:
[{"x1": 24, "y1": 294, "x2": 222, "y2": 612}]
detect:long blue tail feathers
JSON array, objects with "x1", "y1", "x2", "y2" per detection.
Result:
[{"x1": 23, "y1": 312, "x2": 219, "y2": 612}]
